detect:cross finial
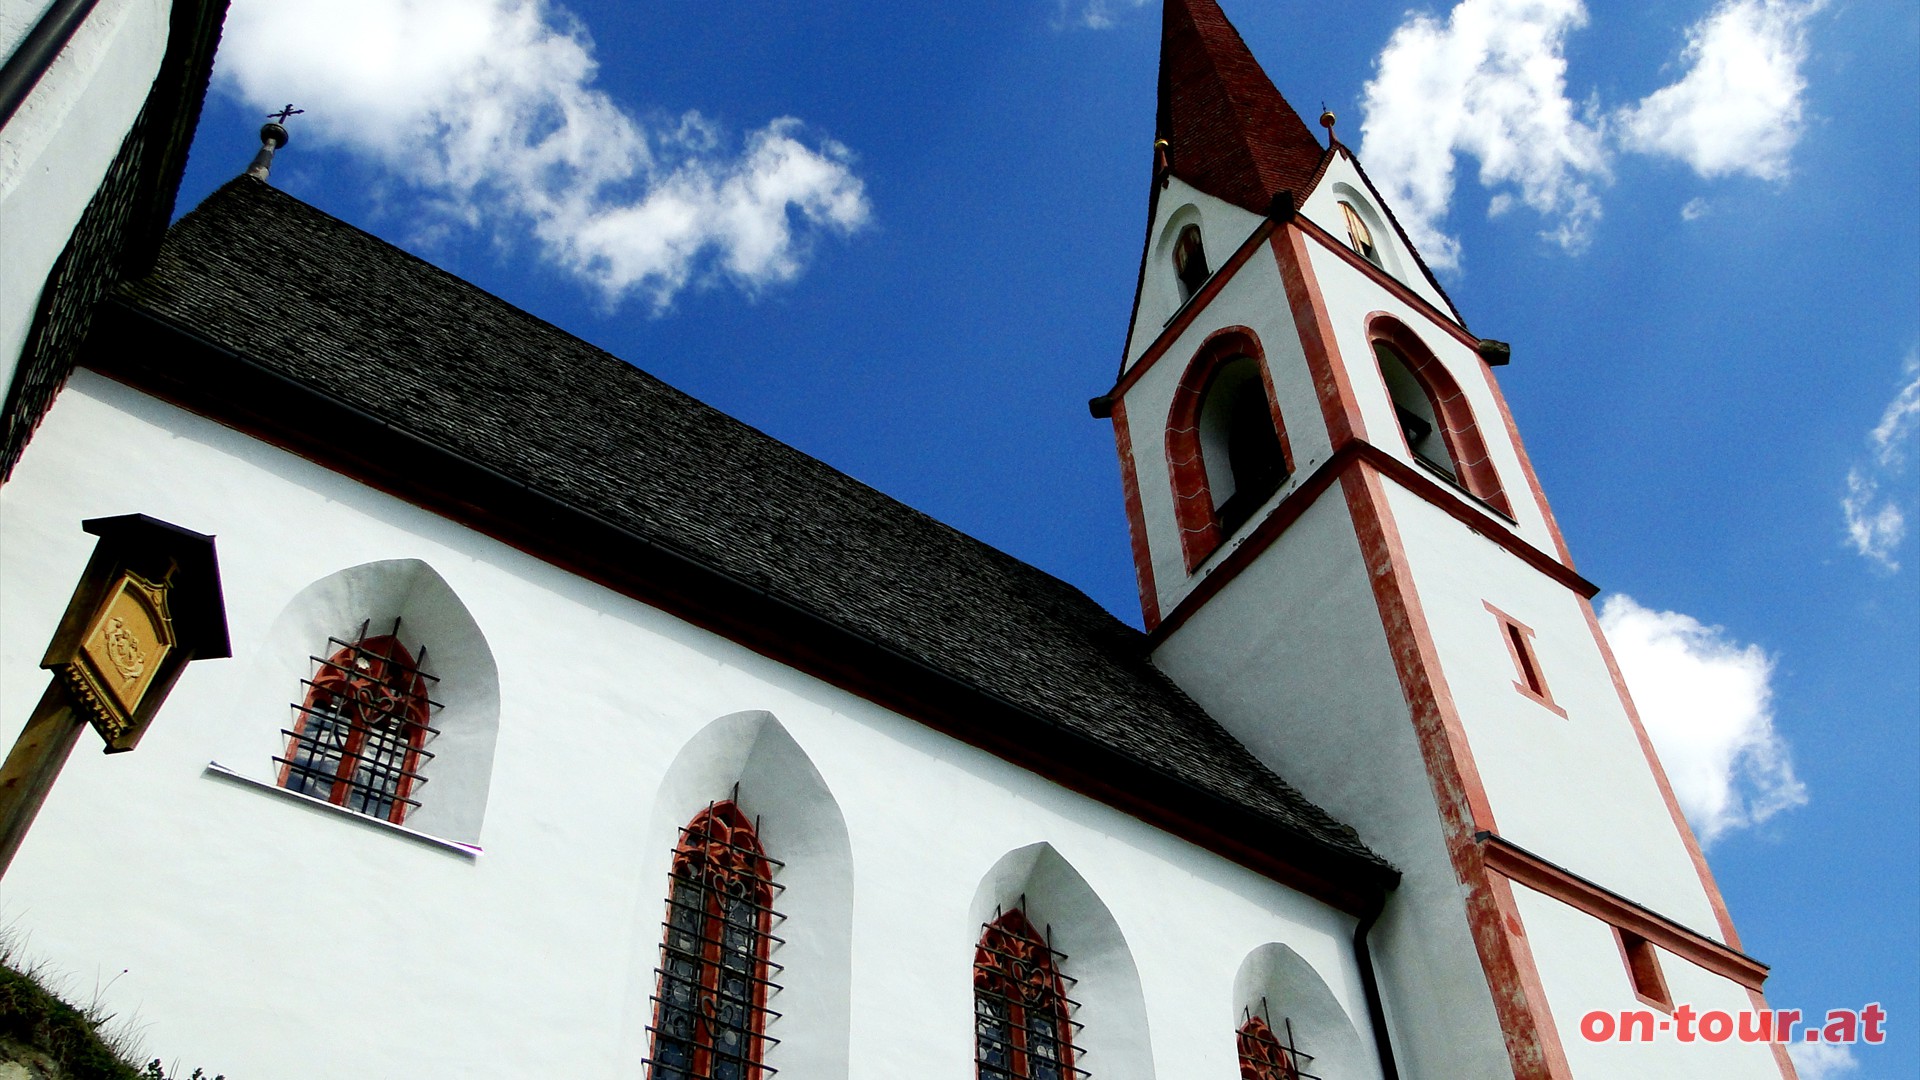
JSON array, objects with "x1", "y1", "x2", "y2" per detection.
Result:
[{"x1": 267, "y1": 104, "x2": 304, "y2": 124}]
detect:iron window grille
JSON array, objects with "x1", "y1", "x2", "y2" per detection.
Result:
[
  {"x1": 276, "y1": 619, "x2": 441, "y2": 825},
  {"x1": 646, "y1": 798, "x2": 785, "y2": 1080},
  {"x1": 974, "y1": 905, "x2": 1087, "y2": 1080},
  {"x1": 1237, "y1": 1004, "x2": 1321, "y2": 1080}
]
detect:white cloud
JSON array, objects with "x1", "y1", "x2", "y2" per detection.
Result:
[
  {"x1": 215, "y1": 0, "x2": 869, "y2": 310},
  {"x1": 1358, "y1": 0, "x2": 1608, "y2": 270},
  {"x1": 1788, "y1": 1041, "x2": 1859, "y2": 1080},
  {"x1": 1058, "y1": 0, "x2": 1151, "y2": 30},
  {"x1": 1616, "y1": 0, "x2": 1824, "y2": 180},
  {"x1": 1680, "y1": 196, "x2": 1710, "y2": 220},
  {"x1": 1599, "y1": 595, "x2": 1806, "y2": 845},
  {"x1": 1357, "y1": 0, "x2": 1823, "y2": 269},
  {"x1": 1842, "y1": 351, "x2": 1920, "y2": 569}
]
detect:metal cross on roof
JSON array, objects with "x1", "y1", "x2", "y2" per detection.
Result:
[{"x1": 267, "y1": 104, "x2": 304, "y2": 124}]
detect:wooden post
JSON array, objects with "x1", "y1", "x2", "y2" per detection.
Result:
[{"x1": 0, "y1": 683, "x2": 86, "y2": 878}]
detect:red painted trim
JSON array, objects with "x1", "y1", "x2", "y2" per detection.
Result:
[
  {"x1": 1295, "y1": 213, "x2": 1475, "y2": 348},
  {"x1": 1163, "y1": 326, "x2": 1296, "y2": 572},
  {"x1": 1613, "y1": 926, "x2": 1675, "y2": 1014},
  {"x1": 1344, "y1": 463, "x2": 1497, "y2": 837},
  {"x1": 1367, "y1": 313, "x2": 1512, "y2": 517},
  {"x1": 1110, "y1": 399, "x2": 1162, "y2": 629},
  {"x1": 1479, "y1": 834, "x2": 1769, "y2": 991},
  {"x1": 1575, "y1": 595, "x2": 1745, "y2": 950},
  {"x1": 1149, "y1": 441, "x2": 1598, "y2": 645},
  {"x1": 1483, "y1": 601, "x2": 1568, "y2": 719},
  {"x1": 1483, "y1": 870, "x2": 1577, "y2": 1078},
  {"x1": 1112, "y1": 219, "x2": 1278, "y2": 398},
  {"x1": 1272, "y1": 222, "x2": 1366, "y2": 446},
  {"x1": 1345, "y1": 462, "x2": 1585, "y2": 1078},
  {"x1": 1748, "y1": 984, "x2": 1802, "y2": 1079},
  {"x1": 1473, "y1": 348, "x2": 1578, "y2": 570}
]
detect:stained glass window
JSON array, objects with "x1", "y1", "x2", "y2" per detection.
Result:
[
  {"x1": 646, "y1": 801, "x2": 784, "y2": 1080},
  {"x1": 974, "y1": 908, "x2": 1084, "y2": 1080},
  {"x1": 277, "y1": 620, "x2": 438, "y2": 824}
]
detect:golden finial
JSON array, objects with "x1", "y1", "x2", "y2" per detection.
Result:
[{"x1": 1319, "y1": 107, "x2": 1339, "y2": 147}]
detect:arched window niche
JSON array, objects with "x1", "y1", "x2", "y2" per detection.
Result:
[
  {"x1": 212, "y1": 559, "x2": 499, "y2": 848},
  {"x1": 969, "y1": 843, "x2": 1156, "y2": 1080},
  {"x1": 1233, "y1": 943, "x2": 1384, "y2": 1080},
  {"x1": 1155, "y1": 205, "x2": 1210, "y2": 313},
  {"x1": 1366, "y1": 315, "x2": 1512, "y2": 517},
  {"x1": 1166, "y1": 327, "x2": 1294, "y2": 570},
  {"x1": 631, "y1": 712, "x2": 852, "y2": 1079},
  {"x1": 1329, "y1": 184, "x2": 1398, "y2": 278}
]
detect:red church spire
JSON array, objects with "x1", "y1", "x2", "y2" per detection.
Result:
[{"x1": 1156, "y1": 0, "x2": 1325, "y2": 214}]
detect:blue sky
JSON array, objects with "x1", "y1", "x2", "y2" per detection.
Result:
[{"x1": 172, "y1": 2, "x2": 1916, "y2": 1074}]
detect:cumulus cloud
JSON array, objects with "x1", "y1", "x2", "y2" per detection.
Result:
[
  {"x1": 1842, "y1": 351, "x2": 1920, "y2": 569},
  {"x1": 1599, "y1": 595, "x2": 1805, "y2": 845},
  {"x1": 1358, "y1": 0, "x2": 1608, "y2": 270},
  {"x1": 1616, "y1": 0, "x2": 1824, "y2": 180},
  {"x1": 1058, "y1": 0, "x2": 1151, "y2": 30},
  {"x1": 1358, "y1": 0, "x2": 1822, "y2": 269},
  {"x1": 215, "y1": 0, "x2": 869, "y2": 310},
  {"x1": 1788, "y1": 1041, "x2": 1859, "y2": 1080}
]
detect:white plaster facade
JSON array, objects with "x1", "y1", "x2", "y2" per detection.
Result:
[
  {"x1": 0, "y1": 0, "x2": 172, "y2": 390},
  {"x1": 0, "y1": 371, "x2": 1388, "y2": 1079}
]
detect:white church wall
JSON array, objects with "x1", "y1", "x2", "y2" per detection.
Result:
[
  {"x1": 1302, "y1": 240, "x2": 1561, "y2": 559},
  {"x1": 1381, "y1": 482, "x2": 1722, "y2": 938},
  {"x1": 1119, "y1": 238, "x2": 1334, "y2": 619},
  {"x1": 0, "y1": 370, "x2": 1382, "y2": 1079},
  {"x1": 0, "y1": 0, "x2": 171, "y2": 393},
  {"x1": 1509, "y1": 881, "x2": 1785, "y2": 1078},
  {"x1": 1297, "y1": 155, "x2": 1453, "y2": 315},
  {"x1": 1152, "y1": 491, "x2": 1516, "y2": 1080}
]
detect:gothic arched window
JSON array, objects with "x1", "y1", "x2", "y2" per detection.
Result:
[
  {"x1": 1173, "y1": 224, "x2": 1210, "y2": 302},
  {"x1": 1369, "y1": 317, "x2": 1512, "y2": 517},
  {"x1": 1237, "y1": 1011, "x2": 1316, "y2": 1080},
  {"x1": 1167, "y1": 328, "x2": 1295, "y2": 570},
  {"x1": 974, "y1": 908, "x2": 1082, "y2": 1080},
  {"x1": 278, "y1": 621, "x2": 438, "y2": 824},
  {"x1": 646, "y1": 801, "x2": 782, "y2": 1080}
]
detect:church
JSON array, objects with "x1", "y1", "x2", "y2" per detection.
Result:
[{"x1": 0, "y1": 1, "x2": 1796, "y2": 1077}]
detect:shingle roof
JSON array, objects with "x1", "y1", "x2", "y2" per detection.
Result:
[{"x1": 115, "y1": 176, "x2": 1387, "y2": 875}]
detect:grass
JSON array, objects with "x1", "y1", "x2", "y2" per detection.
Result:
[{"x1": 0, "y1": 930, "x2": 221, "y2": 1080}]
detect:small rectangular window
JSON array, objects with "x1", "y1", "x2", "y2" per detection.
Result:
[
  {"x1": 1484, "y1": 602, "x2": 1565, "y2": 718},
  {"x1": 1617, "y1": 928, "x2": 1673, "y2": 1012}
]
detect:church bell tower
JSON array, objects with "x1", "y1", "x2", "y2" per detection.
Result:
[{"x1": 1092, "y1": 2, "x2": 1796, "y2": 1076}]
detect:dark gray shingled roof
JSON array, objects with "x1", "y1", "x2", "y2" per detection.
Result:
[{"x1": 116, "y1": 176, "x2": 1385, "y2": 872}]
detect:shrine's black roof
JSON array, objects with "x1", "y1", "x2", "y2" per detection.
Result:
[{"x1": 113, "y1": 177, "x2": 1389, "y2": 881}]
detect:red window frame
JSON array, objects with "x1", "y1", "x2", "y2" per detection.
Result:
[
  {"x1": 974, "y1": 908, "x2": 1082, "y2": 1080},
  {"x1": 1165, "y1": 326, "x2": 1295, "y2": 571},
  {"x1": 646, "y1": 801, "x2": 780, "y2": 1080},
  {"x1": 1367, "y1": 314, "x2": 1512, "y2": 517},
  {"x1": 277, "y1": 630, "x2": 437, "y2": 824},
  {"x1": 1485, "y1": 601, "x2": 1567, "y2": 718},
  {"x1": 1237, "y1": 1011, "x2": 1320, "y2": 1079}
]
